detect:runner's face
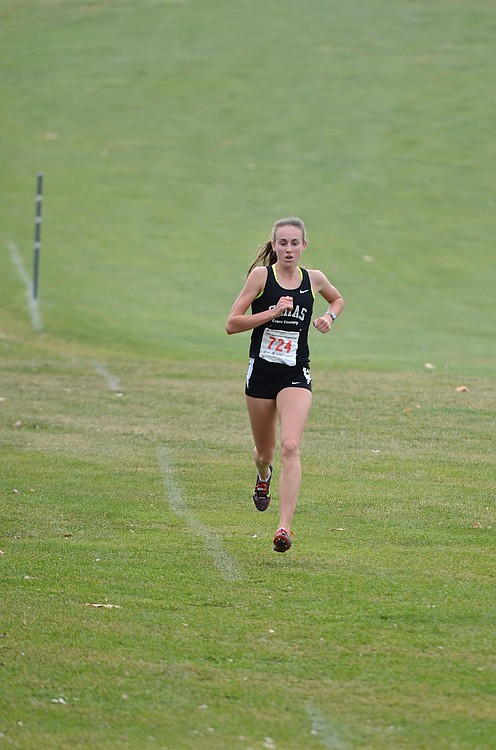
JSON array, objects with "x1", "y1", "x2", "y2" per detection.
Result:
[{"x1": 272, "y1": 225, "x2": 307, "y2": 266}]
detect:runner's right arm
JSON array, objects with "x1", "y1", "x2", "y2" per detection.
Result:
[{"x1": 226, "y1": 267, "x2": 293, "y2": 335}]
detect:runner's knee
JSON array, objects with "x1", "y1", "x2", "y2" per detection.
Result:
[
  {"x1": 281, "y1": 437, "x2": 300, "y2": 460},
  {"x1": 255, "y1": 447, "x2": 274, "y2": 466}
]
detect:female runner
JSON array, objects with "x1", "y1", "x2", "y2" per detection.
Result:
[{"x1": 226, "y1": 217, "x2": 344, "y2": 552}]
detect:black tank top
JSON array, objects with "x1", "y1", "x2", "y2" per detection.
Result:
[{"x1": 249, "y1": 266, "x2": 314, "y2": 366}]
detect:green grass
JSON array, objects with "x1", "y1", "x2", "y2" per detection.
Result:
[
  {"x1": 1, "y1": 1, "x2": 495, "y2": 748},
  {"x1": 2, "y1": 0, "x2": 495, "y2": 370},
  {"x1": 1, "y1": 362, "x2": 494, "y2": 749}
]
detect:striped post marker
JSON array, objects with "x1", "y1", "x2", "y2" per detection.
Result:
[{"x1": 32, "y1": 172, "x2": 43, "y2": 300}]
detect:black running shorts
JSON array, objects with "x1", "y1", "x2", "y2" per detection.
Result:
[{"x1": 245, "y1": 357, "x2": 312, "y2": 399}]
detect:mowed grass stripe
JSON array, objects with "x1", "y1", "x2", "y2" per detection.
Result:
[
  {"x1": 6, "y1": 241, "x2": 42, "y2": 331},
  {"x1": 93, "y1": 362, "x2": 123, "y2": 393},
  {"x1": 157, "y1": 445, "x2": 242, "y2": 582},
  {"x1": 306, "y1": 705, "x2": 347, "y2": 750}
]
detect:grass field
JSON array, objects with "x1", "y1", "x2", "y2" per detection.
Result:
[{"x1": 1, "y1": 1, "x2": 495, "y2": 748}]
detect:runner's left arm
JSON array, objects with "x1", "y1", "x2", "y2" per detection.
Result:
[{"x1": 309, "y1": 270, "x2": 344, "y2": 334}]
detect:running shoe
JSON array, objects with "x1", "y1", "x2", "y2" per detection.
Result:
[
  {"x1": 273, "y1": 527, "x2": 293, "y2": 553},
  {"x1": 252, "y1": 465, "x2": 272, "y2": 511}
]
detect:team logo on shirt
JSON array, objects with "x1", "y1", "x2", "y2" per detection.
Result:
[{"x1": 269, "y1": 304, "x2": 307, "y2": 322}]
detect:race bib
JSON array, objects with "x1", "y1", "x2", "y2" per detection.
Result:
[{"x1": 260, "y1": 328, "x2": 299, "y2": 366}]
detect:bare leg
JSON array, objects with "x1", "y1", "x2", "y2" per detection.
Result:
[
  {"x1": 276, "y1": 388, "x2": 312, "y2": 532},
  {"x1": 246, "y1": 395, "x2": 277, "y2": 480}
]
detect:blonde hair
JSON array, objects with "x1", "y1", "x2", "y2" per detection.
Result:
[{"x1": 246, "y1": 216, "x2": 307, "y2": 276}]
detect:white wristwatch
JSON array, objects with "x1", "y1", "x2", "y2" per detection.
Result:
[{"x1": 325, "y1": 311, "x2": 336, "y2": 321}]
